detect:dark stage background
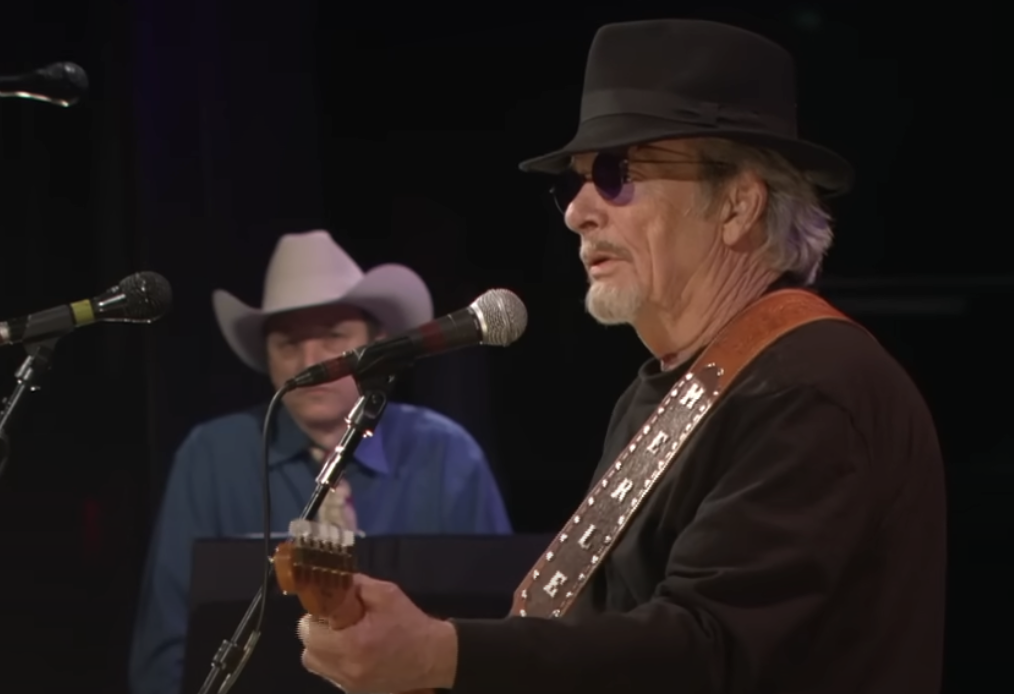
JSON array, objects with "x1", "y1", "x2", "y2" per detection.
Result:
[{"x1": 0, "y1": 2, "x2": 1009, "y2": 692}]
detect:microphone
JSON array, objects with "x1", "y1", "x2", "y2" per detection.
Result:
[
  {"x1": 286, "y1": 288, "x2": 527, "y2": 389},
  {"x1": 0, "y1": 271, "x2": 173, "y2": 347},
  {"x1": 0, "y1": 61, "x2": 89, "y2": 106}
]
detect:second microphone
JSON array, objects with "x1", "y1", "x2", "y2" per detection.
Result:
[{"x1": 284, "y1": 288, "x2": 527, "y2": 389}]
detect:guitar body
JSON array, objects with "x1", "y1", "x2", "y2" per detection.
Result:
[{"x1": 272, "y1": 519, "x2": 434, "y2": 694}]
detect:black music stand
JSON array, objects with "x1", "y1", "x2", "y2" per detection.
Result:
[{"x1": 181, "y1": 534, "x2": 553, "y2": 694}]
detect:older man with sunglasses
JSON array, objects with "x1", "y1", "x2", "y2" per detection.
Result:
[{"x1": 295, "y1": 19, "x2": 947, "y2": 694}]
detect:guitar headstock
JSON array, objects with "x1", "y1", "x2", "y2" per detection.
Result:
[
  {"x1": 272, "y1": 519, "x2": 361, "y2": 625},
  {"x1": 273, "y1": 521, "x2": 438, "y2": 694}
]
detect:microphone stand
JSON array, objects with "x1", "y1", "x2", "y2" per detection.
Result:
[
  {"x1": 195, "y1": 371, "x2": 398, "y2": 694},
  {"x1": 0, "y1": 338, "x2": 60, "y2": 481}
]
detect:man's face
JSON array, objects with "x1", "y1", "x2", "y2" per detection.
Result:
[
  {"x1": 564, "y1": 140, "x2": 719, "y2": 326},
  {"x1": 265, "y1": 304, "x2": 380, "y2": 432}
]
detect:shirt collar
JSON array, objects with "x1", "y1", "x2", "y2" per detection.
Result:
[{"x1": 267, "y1": 403, "x2": 390, "y2": 475}]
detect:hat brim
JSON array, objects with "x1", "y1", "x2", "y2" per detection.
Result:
[
  {"x1": 212, "y1": 264, "x2": 434, "y2": 373},
  {"x1": 518, "y1": 115, "x2": 854, "y2": 196}
]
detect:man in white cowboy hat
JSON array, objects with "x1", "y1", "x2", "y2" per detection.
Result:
[{"x1": 129, "y1": 230, "x2": 511, "y2": 694}]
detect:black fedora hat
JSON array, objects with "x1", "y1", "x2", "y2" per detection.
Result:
[{"x1": 519, "y1": 19, "x2": 854, "y2": 195}]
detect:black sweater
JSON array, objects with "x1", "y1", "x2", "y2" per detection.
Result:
[{"x1": 449, "y1": 318, "x2": 946, "y2": 694}]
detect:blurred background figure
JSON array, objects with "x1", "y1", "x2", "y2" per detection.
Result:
[{"x1": 129, "y1": 230, "x2": 511, "y2": 694}]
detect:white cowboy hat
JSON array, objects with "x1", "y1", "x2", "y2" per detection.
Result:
[{"x1": 212, "y1": 230, "x2": 434, "y2": 373}]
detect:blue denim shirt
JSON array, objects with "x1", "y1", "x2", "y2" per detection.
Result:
[{"x1": 129, "y1": 401, "x2": 512, "y2": 694}]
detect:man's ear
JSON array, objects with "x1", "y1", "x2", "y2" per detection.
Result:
[{"x1": 719, "y1": 170, "x2": 767, "y2": 249}]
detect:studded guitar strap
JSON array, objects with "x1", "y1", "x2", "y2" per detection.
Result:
[{"x1": 510, "y1": 289, "x2": 854, "y2": 618}]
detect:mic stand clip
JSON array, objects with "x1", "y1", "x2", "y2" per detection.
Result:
[
  {"x1": 196, "y1": 372, "x2": 398, "y2": 694},
  {"x1": 0, "y1": 337, "x2": 60, "y2": 481}
]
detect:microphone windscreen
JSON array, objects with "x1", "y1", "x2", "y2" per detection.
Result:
[{"x1": 471, "y1": 289, "x2": 527, "y2": 347}]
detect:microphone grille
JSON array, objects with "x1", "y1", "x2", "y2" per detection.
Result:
[
  {"x1": 471, "y1": 288, "x2": 528, "y2": 347},
  {"x1": 119, "y1": 271, "x2": 173, "y2": 321},
  {"x1": 60, "y1": 62, "x2": 89, "y2": 92},
  {"x1": 42, "y1": 62, "x2": 89, "y2": 91}
]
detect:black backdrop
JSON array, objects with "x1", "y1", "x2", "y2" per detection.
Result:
[{"x1": 0, "y1": 2, "x2": 1009, "y2": 693}]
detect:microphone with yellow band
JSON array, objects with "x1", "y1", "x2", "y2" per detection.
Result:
[{"x1": 0, "y1": 271, "x2": 172, "y2": 347}]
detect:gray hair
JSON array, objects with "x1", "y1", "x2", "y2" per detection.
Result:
[{"x1": 690, "y1": 138, "x2": 834, "y2": 285}]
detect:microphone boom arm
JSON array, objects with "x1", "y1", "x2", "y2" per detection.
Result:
[
  {"x1": 195, "y1": 371, "x2": 399, "y2": 694},
  {"x1": 0, "y1": 337, "x2": 60, "y2": 483}
]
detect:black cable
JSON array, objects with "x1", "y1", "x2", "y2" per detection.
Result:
[
  {"x1": 195, "y1": 383, "x2": 294, "y2": 694},
  {"x1": 255, "y1": 385, "x2": 290, "y2": 633}
]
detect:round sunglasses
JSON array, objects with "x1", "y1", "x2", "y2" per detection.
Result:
[{"x1": 549, "y1": 151, "x2": 718, "y2": 213}]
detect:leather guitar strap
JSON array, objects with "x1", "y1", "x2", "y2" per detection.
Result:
[{"x1": 509, "y1": 289, "x2": 854, "y2": 618}]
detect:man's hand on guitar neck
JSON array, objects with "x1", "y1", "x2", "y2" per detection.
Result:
[{"x1": 297, "y1": 573, "x2": 458, "y2": 692}]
